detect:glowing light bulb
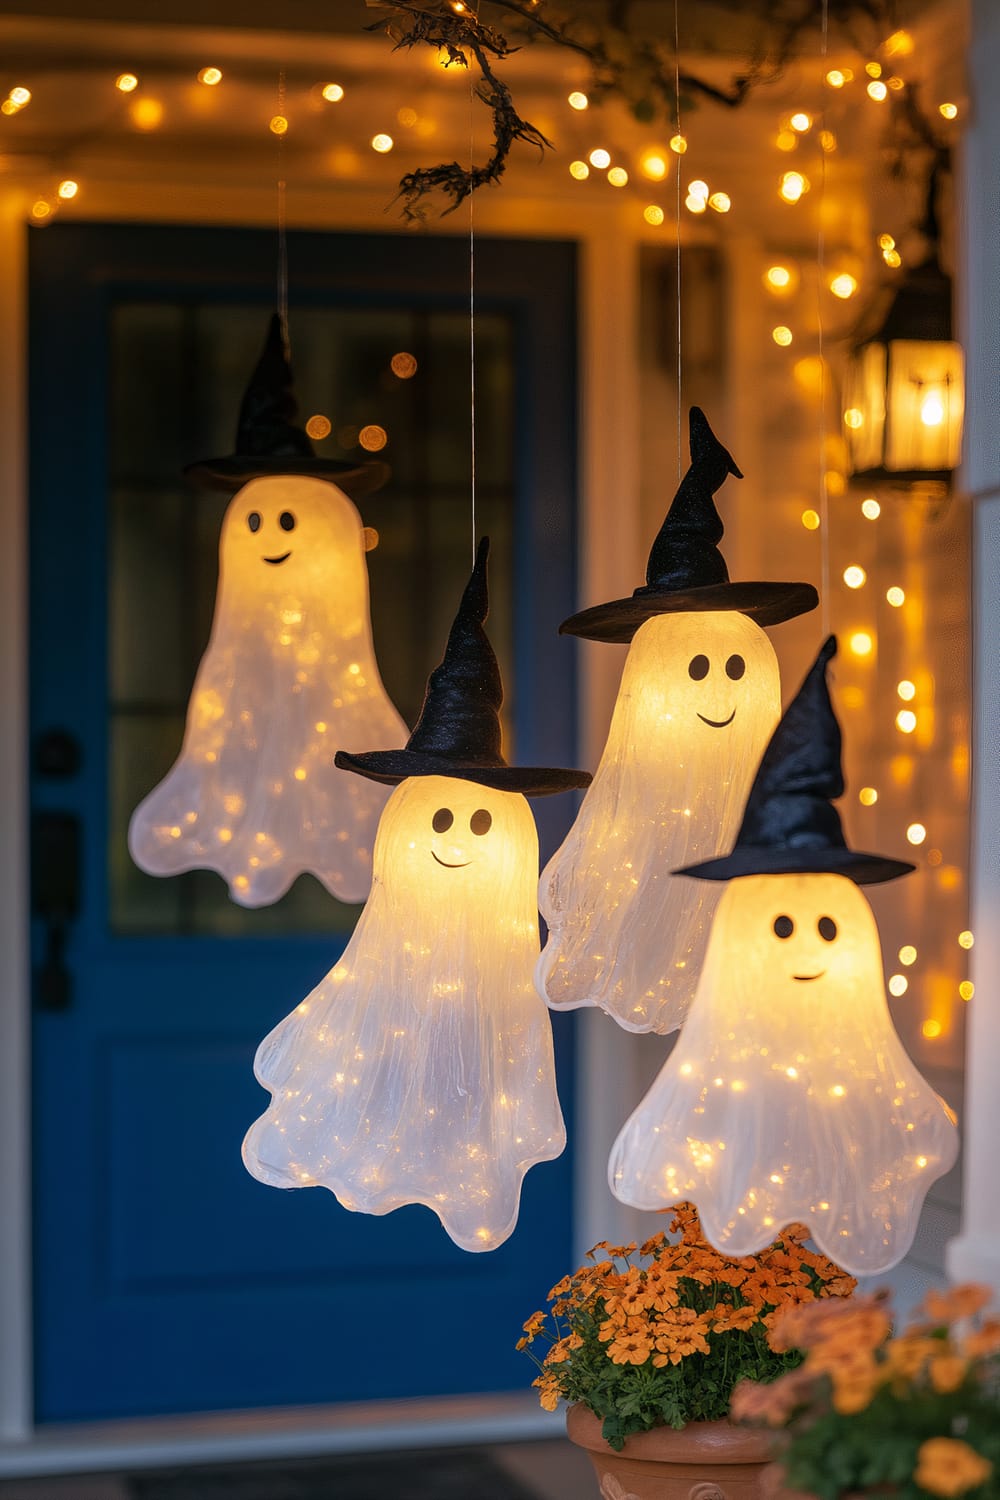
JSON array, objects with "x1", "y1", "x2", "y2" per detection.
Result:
[
  {"x1": 790, "y1": 112, "x2": 812, "y2": 132},
  {"x1": 198, "y1": 67, "x2": 223, "y2": 85},
  {"x1": 844, "y1": 408, "x2": 864, "y2": 430},
  {"x1": 884, "y1": 249, "x2": 903, "y2": 268},
  {"x1": 685, "y1": 195, "x2": 707, "y2": 214},
  {"x1": 906, "y1": 824, "x2": 926, "y2": 846},
  {"x1": 879, "y1": 233, "x2": 896, "y2": 251},
  {"x1": 939, "y1": 102, "x2": 958, "y2": 120},
  {"x1": 371, "y1": 133, "x2": 394, "y2": 153},
  {"x1": 843, "y1": 565, "x2": 866, "y2": 589},
  {"x1": 899, "y1": 945, "x2": 917, "y2": 966},
  {"x1": 886, "y1": 587, "x2": 905, "y2": 607},
  {"x1": 589, "y1": 148, "x2": 611, "y2": 169},
  {"x1": 644, "y1": 205, "x2": 665, "y2": 226},
  {"x1": 397, "y1": 104, "x2": 417, "y2": 126},
  {"x1": 896, "y1": 709, "x2": 917, "y2": 734},
  {"x1": 849, "y1": 631, "x2": 873, "y2": 657},
  {"x1": 772, "y1": 326, "x2": 793, "y2": 347},
  {"x1": 360, "y1": 425, "x2": 388, "y2": 451},
  {"x1": 868, "y1": 81, "x2": 888, "y2": 101},
  {"x1": 801, "y1": 509, "x2": 820, "y2": 531},
  {"x1": 960, "y1": 981, "x2": 975, "y2": 1001},
  {"x1": 269, "y1": 115, "x2": 288, "y2": 135},
  {"x1": 569, "y1": 160, "x2": 589, "y2": 180},
  {"x1": 765, "y1": 265, "x2": 792, "y2": 290},
  {"x1": 885, "y1": 30, "x2": 914, "y2": 56},
  {"x1": 708, "y1": 192, "x2": 731, "y2": 213},
  {"x1": 641, "y1": 151, "x2": 668, "y2": 180},
  {"x1": 57, "y1": 179, "x2": 78, "y2": 200},
  {"x1": 830, "y1": 273, "x2": 858, "y2": 299},
  {"x1": 920, "y1": 392, "x2": 945, "y2": 427},
  {"x1": 607, "y1": 166, "x2": 629, "y2": 187},
  {"x1": 669, "y1": 134, "x2": 687, "y2": 154},
  {"x1": 859, "y1": 787, "x2": 878, "y2": 806},
  {"x1": 688, "y1": 180, "x2": 709, "y2": 201},
  {"x1": 888, "y1": 974, "x2": 908, "y2": 997},
  {"x1": 825, "y1": 69, "x2": 846, "y2": 88},
  {"x1": 390, "y1": 352, "x2": 418, "y2": 378},
  {"x1": 958, "y1": 931, "x2": 974, "y2": 949},
  {"x1": 779, "y1": 172, "x2": 808, "y2": 203},
  {"x1": 115, "y1": 73, "x2": 139, "y2": 93},
  {"x1": 922, "y1": 1019, "x2": 942, "y2": 1038},
  {"x1": 5, "y1": 86, "x2": 31, "y2": 111},
  {"x1": 819, "y1": 130, "x2": 837, "y2": 153},
  {"x1": 866, "y1": 62, "x2": 883, "y2": 78},
  {"x1": 322, "y1": 83, "x2": 345, "y2": 102},
  {"x1": 862, "y1": 498, "x2": 881, "y2": 519},
  {"x1": 568, "y1": 91, "x2": 589, "y2": 110},
  {"x1": 305, "y1": 414, "x2": 331, "y2": 440},
  {"x1": 897, "y1": 680, "x2": 915, "y2": 701},
  {"x1": 30, "y1": 200, "x2": 52, "y2": 222},
  {"x1": 129, "y1": 96, "x2": 163, "y2": 130}
]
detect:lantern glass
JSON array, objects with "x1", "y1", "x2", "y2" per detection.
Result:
[
  {"x1": 243, "y1": 774, "x2": 565, "y2": 1252},
  {"x1": 129, "y1": 474, "x2": 407, "y2": 907},
  {"x1": 537, "y1": 611, "x2": 781, "y2": 1034},
  {"x1": 609, "y1": 872, "x2": 959, "y2": 1274},
  {"x1": 844, "y1": 339, "x2": 964, "y2": 479}
]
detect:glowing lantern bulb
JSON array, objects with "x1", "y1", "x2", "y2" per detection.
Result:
[
  {"x1": 244, "y1": 541, "x2": 589, "y2": 1251},
  {"x1": 610, "y1": 638, "x2": 957, "y2": 1274},
  {"x1": 537, "y1": 409, "x2": 816, "y2": 1035},
  {"x1": 129, "y1": 315, "x2": 407, "y2": 907}
]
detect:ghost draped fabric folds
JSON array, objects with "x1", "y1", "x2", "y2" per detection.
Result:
[{"x1": 128, "y1": 474, "x2": 407, "y2": 907}]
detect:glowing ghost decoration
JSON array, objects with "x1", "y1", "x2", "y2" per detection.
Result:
[
  {"x1": 537, "y1": 408, "x2": 817, "y2": 1033},
  {"x1": 129, "y1": 315, "x2": 406, "y2": 907},
  {"x1": 610, "y1": 637, "x2": 959, "y2": 1276},
  {"x1": 243, "y1": 538, "x2": 591, "y2": 1250}
]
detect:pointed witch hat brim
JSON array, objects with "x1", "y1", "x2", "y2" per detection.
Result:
[
  {"x1": 560, "y1": 407, "x2": 818, "y2": 643},
  {"x1": 184, "y1": 313, "x2": 391, "y2": 498},
  {"x1": 677, "y1": 635, "x2": 915, "y2": 886},
  {"x1": 336, "y1": 537, "x2": 592, "y2": 798}
]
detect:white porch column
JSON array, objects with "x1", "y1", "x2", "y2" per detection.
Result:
[{"x1": 946, "y1": 0, "x2": 1000, "y2": 1295}]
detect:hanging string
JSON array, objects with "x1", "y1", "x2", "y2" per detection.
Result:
[
  {"x1": 276, "y1": 68, "x2": 289, "y2": 347},
  {"x1": 817, "y1": 1, "x2": 830, "y2": 636},
  {"x1": 467, "y1": 10, "x2": 480, "y2": 566},
  {"x1": 674, "y1": 0, "x2": 683, "y2": 479}
]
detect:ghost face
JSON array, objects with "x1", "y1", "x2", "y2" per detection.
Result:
[
  {"x1": 537, "y1": 611, "x2": 781, "y2": 1033},
  {"x1": 243, "y1": 774, "x2": 565, "y2": 1252},
  {"x1": 609, "y1": 873, "x2": 959, "y2": 1275},
  {"x1": 128, "y1": 473, "x2": 407, "y2": 907}
]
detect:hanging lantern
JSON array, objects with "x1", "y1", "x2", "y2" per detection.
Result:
[
  {"x1": 129, "y1": 315, "x2": 407, "y2": 908},
  {"x1": 610, "y1": 637, "x2": 959, "y2": 1276},
  {"x1": 536, "y1": 408, "x2": 817, "y2": 1034},
  {"x1": 844, "y1": 160, "x2": 964, "y2": 494},
  {"x1": 243, "y1": 538, "x2": 591, "y2": 1252}
]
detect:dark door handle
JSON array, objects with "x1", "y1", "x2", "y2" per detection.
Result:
[{"x1": 31, "y1": 811, "x2": 81, "y2": 1012}]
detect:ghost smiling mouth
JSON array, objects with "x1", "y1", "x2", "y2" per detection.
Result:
[
  {"x1": 433, "y1": 853, "x2": 471, "y2": 868},
  {"x1": 793, "y1": 971, "x2": 825, "y2": 982},
  {"x1": 263, "y1": 551, "x2": 292, "y2": 566},
  {"x1": 697, "y1": 708, "x2": 736, "y2": 728}
]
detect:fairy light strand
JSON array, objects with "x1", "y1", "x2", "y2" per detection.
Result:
[{"x1": 674, "y1": 0, "x2": 683, "y2": 480}]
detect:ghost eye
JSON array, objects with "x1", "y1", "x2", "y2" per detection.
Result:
[
  {"x1": 432, "y1": 808, "x2": 454, "y2": 833},
  {"x1": 470, "y1": 809, "x2": 492, "y2": 836},
  {"x1": 279, "y1": 511, "x2": 296, "y2": 532},
  {"x1": 247, "y1": 512, "x2": 262, "y2": 533},
  {"x1": 818, "y1": 916, "x2": 838, "y2": 942},
  {"x1": 726, "y1": 654, "x2": 746, "y2": 680},
  {"x1": 688, "y1": 655, "x2": 710, "y2": 681},
  {"x1": 773, "y1": 915, "x2": 794, "y2": 939}
]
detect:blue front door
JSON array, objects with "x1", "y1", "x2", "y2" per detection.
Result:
[{"x1": 29, "y1": 222, "x2": 580, "y2": 1421}]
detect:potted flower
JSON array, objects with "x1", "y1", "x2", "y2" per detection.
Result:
[
  {"x1": 731, "y1": 1284, "x2": 1000, "y2": 1499},
  {"x1": 519, "y1": 1202, "x2": 855, "y2": 1500}
]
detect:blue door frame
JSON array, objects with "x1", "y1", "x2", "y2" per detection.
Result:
[{"x1": 29, "y1": 222, "x2": 581, "y2": 1421}]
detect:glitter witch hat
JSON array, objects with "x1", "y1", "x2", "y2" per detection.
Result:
[
  {"x1": 560, "y1": 407, "x2": 818, "y2": 644},
  {"x1": 336, "y1": 537, "x2": 592, "y2": 797},
  {"x1": 185, "y1": 313, "x2": 390, "y2": 497},
  {"x1": 678, "y1": 635, "x2": 915, "y2": 885}
]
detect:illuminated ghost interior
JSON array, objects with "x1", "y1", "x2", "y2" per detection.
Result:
[
  {"x1": 609, "y1": 872, "x2": 959, "y2": 1275},
  {"x1": 537, "y1": 610, "x2": 781, "y2": 1033},
  {"x1": 129, "y1": 473, "x2": 407, "y2": 907},
  {"x1": 243, "y1": 774, "x2": 565, "y2": 1251}
]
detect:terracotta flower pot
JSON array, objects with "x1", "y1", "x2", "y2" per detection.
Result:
[{"x1": 567, "y1": 1403, "x2": 777, "y2": 1500}]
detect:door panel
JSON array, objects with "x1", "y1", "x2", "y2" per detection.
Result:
[{"x1": 30, "y1": 223, "x2": 580, "y2": 1421}]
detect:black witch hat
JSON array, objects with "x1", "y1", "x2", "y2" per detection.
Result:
[
  {"x1": 678, "y1": 635, "x2": 914, "y2": 885},
  {"x1": 560, "y1": 407, "x2": 818, "y2": 644},
  {"x1": 185, "y1": 313, "x2": 390, "y2": 497},
  {"x1": 336, "y1": 537, "x2": 592, "y2": 797}
]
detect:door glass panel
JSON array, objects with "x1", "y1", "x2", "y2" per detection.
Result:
[{"x1": 108, "y1": 302, "x2": 514, "y2": 935}]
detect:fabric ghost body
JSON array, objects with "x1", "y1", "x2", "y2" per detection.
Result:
[
  {"x1": 243, "y1": 774, "x2": 566, "y2": 1252},
  {"x1": 609, "y1": 872, "x2": 959, "y2": 1275},
  {"x1": 537, "y1": 611, "x2": 781, "y2": 1033},
  {"x1": 128, "y1": 474, "x2": 407, "y2": 907}
]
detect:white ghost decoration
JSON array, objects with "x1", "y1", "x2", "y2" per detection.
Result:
[
  {"x1": 243, "y1": 774, "x2": 565, "y2": 1252},
  {"x1": 128, "y1": 473, "x2": 407, "y2": 907},
  {"x1": 609, "y1": 872, "x2": 959, "y2": 1276},
  {"x1": 537, "y1": 610, "x2": 781, "y2": 1033}
]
